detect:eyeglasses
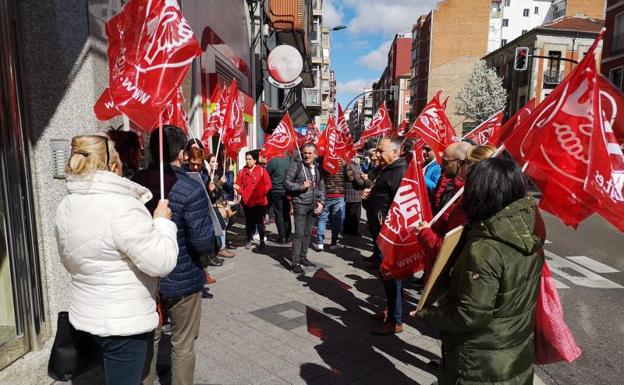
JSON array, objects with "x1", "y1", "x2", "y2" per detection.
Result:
[{"x1": 441, "y1": 158, "x2": 460, "y2": 165}]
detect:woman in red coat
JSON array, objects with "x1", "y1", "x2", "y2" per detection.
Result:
[{"x1": 235, "y1": 150, "x2": 272, "y2": 250}]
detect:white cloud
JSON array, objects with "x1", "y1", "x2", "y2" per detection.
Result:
[
  {"x1": 352, "y1": 40, "x2": 369, "y2": 49},
  {"x1": 323, "y1": 0, "x2": 344, "y2": 29},
  {"x1": 336, "y1": 78, "x2": 375, "y2": 95},
  {"x1": 356, "y1": 40, "x2": 392, "y2": 71},
  {"x1": 342, "y1": 0, "x2": 440, "y2": 35}
]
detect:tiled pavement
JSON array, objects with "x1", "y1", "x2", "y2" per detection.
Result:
[{"x1": 59, "y1": 219, "x2": 545, "y2": 385}]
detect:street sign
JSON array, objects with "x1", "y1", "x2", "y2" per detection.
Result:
[
  {"x1": 514, "y1": 47, "x2": 529, "y2": 71},
  {"x1": 267, "y1": 45, "x2": 303, "y2": 89}
]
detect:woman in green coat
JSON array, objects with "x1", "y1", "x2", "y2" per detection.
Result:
[{"x1": 416, "y1": 158, "x2": 545, "y2": 385}]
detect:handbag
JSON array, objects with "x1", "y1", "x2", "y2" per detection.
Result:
[
  {"x1": 48, "y1": 312, "x2": 100, "y2": 381},
  {"x1": 534, "y1": 262, "x2": 582, "y2": 364}
]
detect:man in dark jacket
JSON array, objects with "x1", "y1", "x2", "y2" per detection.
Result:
[
  {"x1": 266, "y1": 152, "x2": 292, "y2": 243},
  {"x1": 313, "y1": 158, "x2": 355, "y2": 251},
  {"x1": 134, "y1": 126, "x2": 215, "y2": 385},
  {"x1": 285, "y1": 144, "x2": 325, "y2": 274},
  {"x1": 362, "y1": 138, "x2": 408, "y2": 335}
]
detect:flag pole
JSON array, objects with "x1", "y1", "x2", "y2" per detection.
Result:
[
  {"x1": 158, "y1": 113, "x2": 165, "y2": 200},
  {"x1": 295, "y1": 140, "x2": 309, "y2": 182},
  {"x1": 211, "y1": 133, "x2": 222, "y2": 181}
]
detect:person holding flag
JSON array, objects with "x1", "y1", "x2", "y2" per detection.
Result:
[
  {"x1": 431, "y1": 142, "x2": 473, "y2": 214},
  {"x1": 362, "y1": 138, "x2": 408, "y2": 335},
  {"x1": 415, "y1": 157, "x2": 545, "y2": 385}
]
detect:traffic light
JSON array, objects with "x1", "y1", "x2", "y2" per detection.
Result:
[{"x1": 514, "y1": 47, "x2": 529, "y2": 71}]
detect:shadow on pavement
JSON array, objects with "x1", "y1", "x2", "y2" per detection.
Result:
[{"x1": 297, "y1": 268, "x2": 440, "y2": 384}]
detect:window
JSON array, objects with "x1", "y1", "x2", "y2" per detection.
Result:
[
  {"x1": 522, "y1": 29, "x2": 528, "y2": 35},
  {"x1": 504, "y1": 0, "x2": 511, "y2": 6},
  {"x1": 311, "y1": 18, "x2": 320, "y2": 42},
  {"x1": 523, "y1": 8, "x2": 530, "y2": 17},
  {"x1": 501, "y1": 39, "x2": 507, "y2": 46},
  {"x1": 502, "y1": 18, "x2": 509, "y2": 27},
  {"x1": 547, "y1": 51, "x2": 562, "y2": 73},
  {"x1": 614, "y1": 12, "x2": 624, "y2": 53},
  {"x1": 534, "y1": 6, "x2": 539, "y2": 14},
  {"x1": 610, "y1": 67, "x2": 623, "y2": 90}
]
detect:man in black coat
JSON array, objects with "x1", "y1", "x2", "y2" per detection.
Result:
[{"x1": 362, "y1": 138, "x2": 408, "y2": 335}]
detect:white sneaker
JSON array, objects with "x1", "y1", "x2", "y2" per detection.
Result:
[
  {"x1": 313, "y1": 243, "x2": 324, "y2": 251},
  {"x1": 252, "y1": 233, "x2": 260, "y2": 241}
]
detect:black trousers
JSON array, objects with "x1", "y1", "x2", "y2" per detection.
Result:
[
  {"x1": 269, "y1": 191, "x2": 292, "y2": 242},
  {"x1": 343, "y1": 201, "x2": 362, "y2": 235},
  {"x1": 291, "y1": 203, "x2": 315, "y2": 264},
  {"x1": 243, "y1": 205, "x2": 266, "y2": 241}
]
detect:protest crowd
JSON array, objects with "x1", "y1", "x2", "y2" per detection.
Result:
[{"x1": 49, "y1": 2, "x2": 624, "y2": 385}]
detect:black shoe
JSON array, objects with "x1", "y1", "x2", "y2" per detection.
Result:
[
  {"x1": 300, "y1": 258, "x2": 317, "y2": 268},
  {"x1": 253, "y1": 242, "x2": 266, "y2": 253},
  {"x1": 201, "y1": 287, "x2": 213, "y2": 299},
  {"x1": 291, "y1": 264, "x2": 304, "y2": 274},
  {"x1": 207, "y1": 257, "x2": 224, "y2": 267}
]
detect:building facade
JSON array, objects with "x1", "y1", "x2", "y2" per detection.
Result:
[
  {"x1": 484, "y1": 17, "x2": 604, "y2": 116},
  {"x1": 0, "y1": 0, "x2": 268, "y2": 383},
  {"x1": 371, "y1": 31, "x2": 412, "y2": 129},
  {"x1": 601, "y1": 0, "x2": 624, "y2": 91}
]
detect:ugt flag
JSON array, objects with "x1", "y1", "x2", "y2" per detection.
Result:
[
  {"x1": 322, "y1": 116, "x2": 342, "y2": 174},
  {"x1": 93, "y1": 0, "x2": 202, "y2": 130},
  {"x1": 378, "y1": 155, "x2": 433, "y2": 280},
  {"x1": 260, "y1": 112, "x2": 297, "y2": 161},
  {"x1": 360, "y1": 101, "x2": 393, "y2": 141},
  {"x1": 406, "y1": 91, "x2": 456, "y2": 163},
  {"x1": 463, "y1": 109, "x2": 504, "y2": 146},
  {"x1": 223, "y1": 80, "x2": 247, "y2": 159}
]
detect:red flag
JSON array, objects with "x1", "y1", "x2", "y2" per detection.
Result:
[
  {"x1": 336, "y1": 104, "x2": 356, "y2": 162},
  {"x1": 598, "y1": 75, "x2": 624, "y2": 147},
  {"x1": 322, "y1": 117, "x2": 342, "y2": 174},
  {"x1": 378, "y1": 155, "x2": 433, "y2": 279},
  {"x1": 497, "y1": 98, "x2": 536, "y2": 145},
  {"x1": 204, "y1": 83, "x2": 227, "y2": 138},
  {"x1": 584, "y1": 74, "x2": 624, "y2": 232},
  {"x1": 260, "y1": 112, "x2": 297, "y2": 161},
  {"x1": 397, "y1": 119, "x2": 408, "y2": 137},
  {"x1": 93, "y1": 0, "x2": 202, "y2": 131},
  {"x1": 298, "y1": 123, "x2": 320, "y2": 146},
  {"x1": 317, "y1": 122, "x2": 329, "y2": 157},
  {"x1": 413, "y1": 139, "x2": 426, "y2": 165},
  {"x1": 503, "y1": 31, "x2": 624, "y2": 229},
  {"x1": 406, "y1": 91, "x2": 457, "y2": 163},
  {"x1": 463, "y1": 110, "x2": 504, "y2": 146},
  {"x1": 161, "y1": 87, "x2": 189, "y2": 133},
  {"x1": 360, "y1": 101, "x2": 393, "y2": 141},
  {"x1": 223, "y1": 80, "x2": 247, "y2": 158}
]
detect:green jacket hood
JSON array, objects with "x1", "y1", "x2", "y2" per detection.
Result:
[{"x1": 469, "y1": 196, "x2": 545, "y2": 256}]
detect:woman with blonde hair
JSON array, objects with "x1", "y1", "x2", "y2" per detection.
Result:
[{"x1": 55, "y1": 135, "x2": 178, "y2": 385}]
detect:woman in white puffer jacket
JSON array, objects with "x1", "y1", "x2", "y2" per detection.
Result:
[{"x1": 55, "y1": 135, "x2": 178, "y2": 385}]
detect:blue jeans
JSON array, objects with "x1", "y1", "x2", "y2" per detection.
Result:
[
  {"x1": 92, "y1": 332, "x2": 150, "y2": 385},
  {"x1": 316, "y1": 197, "x2": 345, "y2": 245},
  {"x1": 383, "y1": 278, "x2": 404, "y2": 324}
]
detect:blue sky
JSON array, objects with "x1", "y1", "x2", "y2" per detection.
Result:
[{"x1": 324, "y1": 0, "x2": 440, "y2": 108}]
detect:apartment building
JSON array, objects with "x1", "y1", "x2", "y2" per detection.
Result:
[
  {"x1": 602, "y1": 0, "x2": 624, "y2": 91},
  {"x1": 484, "y1": 17, "x2": 604, "y2": 115}
]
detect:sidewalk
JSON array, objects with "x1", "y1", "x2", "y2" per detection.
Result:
[{"x1": 58, "y1": 219, "x2": 545, "y2": 385}]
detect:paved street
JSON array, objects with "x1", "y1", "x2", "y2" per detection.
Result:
[
  {"x1": 58, "y1": 218, "x2": 552, "y2": 385},
  {"x1": 535, "y1": 212, "x2": 624, "y2": 385}
]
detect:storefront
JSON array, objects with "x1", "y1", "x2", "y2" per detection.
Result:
[{"x1": 0, "y1": 0, "x2": 47, "y2": 373}]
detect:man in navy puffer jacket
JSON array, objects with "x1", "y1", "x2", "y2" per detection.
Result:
[{"x1": 134, "y1": 125, "x2": 215, "y2": 385}]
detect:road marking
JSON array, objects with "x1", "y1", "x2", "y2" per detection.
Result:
[
  {"x1": 545, "y1": 250, "x2": 623, "y2": 289},
  {"x1": 551, "y1": 277, "x2": 570, "y2": 289},
  {"x1": 566, "y1": 256, "x2": 620, "y2": 274}
]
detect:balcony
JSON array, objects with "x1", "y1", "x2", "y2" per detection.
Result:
[
  {"x1": 312, "y1": 0, "x2": 322, "y2": 16},
  {"x1": 543, "y1": 70, "x2": 563, "y2": 85},
  {"x1": 311, "y1": 42, "x2": 322, "y2": 63},
  {"x1": 303, "y1": 89, "x2": 322, "y2": 110},
  {"x1": 613, "y1": 33, "x2": 624, "y2": 55}
]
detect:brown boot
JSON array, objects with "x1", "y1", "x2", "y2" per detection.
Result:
[
  {"x1": 205, "y1": 272, "x2": 216, "y2": 285},
  {"x1": 218, "y1": 249, "x2": 235, "y2": 258},
  {"x1": 371, "y1": 322, "x2": 403, "y2": 335}
]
